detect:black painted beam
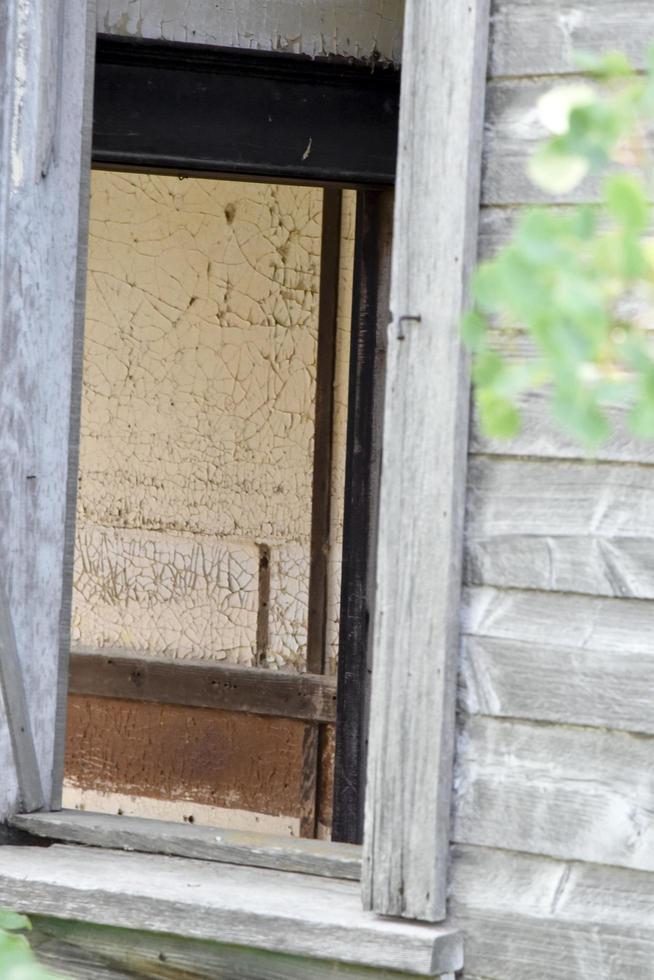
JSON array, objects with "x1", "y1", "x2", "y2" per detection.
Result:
[
  {"x1": 93, "y1": 35, "x2": 399, "y2": 186},
  {"x1": 332, "y1": 189, "x2": 393, "y2": 844}
]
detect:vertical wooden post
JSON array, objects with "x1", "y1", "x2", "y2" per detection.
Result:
[
  {"x1": 362, "y1": 0, "x2": 491, "y2": 921},
  {"x1": 302, "y1": 187, "x2": 342, "y2": 837},
  {"x1": 332, "y1": 188, "x2": 393, "y2": 845},
  {"x1": 0, "y1": 0, "x2": 95, "y2": 818}
]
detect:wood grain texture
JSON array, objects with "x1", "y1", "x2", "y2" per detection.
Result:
[
  {"x1": 463, "y1": 585, "x2": 654, "y2": 655},
  {"x1": 31, "y1": 916, "x2": 459, "y2": 980},
  {"x1": 69, "y1": 647, "x2": 337, "y2": 722},
  {"x1": 0, "y1": 844, "x2": 463, "y2": 976},
  {"x1": 460, "y1": 634, "x2": 654, "y2": 735},
  {"x1": 65, "y1": 694, "x2": 308, "y2": 820},
  {"x1": 465, "y1": 456, "x2": 654, "y2": 598},
  {"x1": 450, "y1": 843, "x2": 654, "y2": 980},
  {"x1": 0, "y1": 584, "x2": 44, "y2": 810},
  {"x1": 489, "y1": 0, "x2": 654, "y2": 79},
  {"x1": 11, "y1": 809, "x2": 362, "y2": 880},
  {"x1": 363, "y1": 0, "x2": 491, "y2": 922},
  {"x1": 453, "y1": 715, "x2": 654, "y2": 873},
  {"x1": 0, "y1": 0, "x2": 94, "y2": 818}
]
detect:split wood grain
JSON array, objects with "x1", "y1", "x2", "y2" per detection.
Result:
[
  {"x1": 0, "y1": 0, "x2": 94, "y2": 818},
  {"x1": 11, "y1": 809, "x2": 362, "y2": 879},
  {"x1": 0, "y1": 844, "x2": 463, "y2": 976},
  {"x1": 465, "y1": 456, "x2": 654, "y2": 598},
  {"x1": 450, "y1": 843, "x2": 654, "y2": 980},
  {"x1": 460, "y1": 634, "x2": 654, "y2": 735},
  {"x1": 362, "y1": 0, "x2": 491, "y2": 922},
  {"x1": 69, "y1": 646, "x2": 337, "y2": 723},
  {"x1": 453, "y1": 715, "x2": 654, "y2": 873}
]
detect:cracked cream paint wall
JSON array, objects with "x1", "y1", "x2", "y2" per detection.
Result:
[
  {"x1": 72, "y1": 171, "x2": 354, "y2": 672},
  {"x1": 97, "y1": 0, "x2": 404, "y2": 63}
]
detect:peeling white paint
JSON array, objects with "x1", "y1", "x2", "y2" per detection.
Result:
[
  {"x1": 97, "y1": 0, "x2": 405, "y2": 63},
  {"x1": 75, "y1": 172, "x2": 352, "y2": 671}
]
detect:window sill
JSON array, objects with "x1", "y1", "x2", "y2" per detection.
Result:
[
  {"x1": 12, "y1": 809, "x2": 362, "y2": 879},
  {"x1": 0, "y1": 841, "x2": 462, "y2": 977}
]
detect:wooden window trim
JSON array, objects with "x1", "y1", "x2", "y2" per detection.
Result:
[{"x1": 0, "y1": 0, "x2": 490, "y2": 955}]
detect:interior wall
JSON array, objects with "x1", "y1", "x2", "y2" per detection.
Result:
[
  {"x1": 66, "y1": 172, "x2": 355, "y2": 830},
  {"x1": 451, "y1": 3, "x2": 654, "y2": 978},
  {"x1": 96, "y1": 0, "x2": 405, "y2": 63}
]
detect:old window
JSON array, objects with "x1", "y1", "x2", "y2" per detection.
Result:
[{"x1": 0, "y1": 2, "x2": 488, "y2": 968}]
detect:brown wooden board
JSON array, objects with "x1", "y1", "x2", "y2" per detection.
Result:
[
  {"x1": 65, "y1": 695, "x2": 308, "y2": 819},
  {"x1": 69, "y1": 648, "x2": 337, "y2": 723}
]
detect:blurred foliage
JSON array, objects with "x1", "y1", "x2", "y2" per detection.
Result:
[
  {"x1": 0, "y1": 909, "x2": 68, "y2": 980},
  {"x1": 463, "y1": 48, "x2": 654, "y2": 445}
]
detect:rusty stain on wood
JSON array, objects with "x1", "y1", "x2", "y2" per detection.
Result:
[{"x1": 65, "y1": 695, "x2": 308, "y2": 819}]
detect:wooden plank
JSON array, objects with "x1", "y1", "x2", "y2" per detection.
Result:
[
  {"x1": 307, "y1": 188, "x2": 341, "y2": 675},
  {"x1": 11, "y1": 810, "x2": 362, "y2": 880},
  {"x1": 69, "y1": 647, "x2": 337, "y2": 723},
  {"x1": 32, "y1": 916, "x2": 457, "y2": 980},
  {"x1": 453, "y1": 715, "x2": 654, "y2": 873},
  {"x1": 363, "y1": 0, "x2": 491, "y2": 922},
  {"x1": 450, "y1": 843, "x2": 654, "y2": 980},
  {"x1": 460, "y1": 634, "x2": 654, "y2": 735},
  {"x1": 0, "y1": 844, "x2": 463, "y2": 976},
  {"x1": 65, "y1": 694, "x2": 308, "y2": 821},
  {"x1": 463, "y1": 585, "x2": 654, "y2": 654},
  {"x1": 465, "y1": 456, "x2": 654, "y2": 598},
  {"x1": 333, "y1": 188, "x2": 392, "y2": 845},
  {"x1": 95, "y1": 0, "x2": 405, "y2": 64},
  {"x1": 490, "y1": 0, "x2": 653, "y2": 79},
  {"x1": 0, "y1": 0, "x2": 94, "y2": 819},
  {"x1": 93, "y1": 36, "x2": 400, "y2": 186}
]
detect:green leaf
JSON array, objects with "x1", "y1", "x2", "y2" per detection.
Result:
[
  {"x1": 528, "y1": 144, "x2": 589, "y2": 194},
  {"x1": 574, "y1": 49, "x2": 633, "y2": 78},
  {"x1": 0, "y1": 911, "x2": 30, "y2": 933},
  {"x1": 461, "y1": 309, "x2": 487, "y2": 349},
  {"x1": 477, "y1": 388, "x2": 521, "y2": 438},
  {"x1": 604, "y1": 174, "x2": 649, "y2": 232}
]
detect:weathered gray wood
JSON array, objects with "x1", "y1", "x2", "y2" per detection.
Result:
[
  {"x1": 96, "y1": 0, "x2": 404, "y2": 63},
  {"x1": 454, "y1": 715, "x2": 654, "y2": 873},
  {"x1": 32, "y1": 917, "x2": 459, "y2": 980},
  {"x1": 363, "y1": 0, "x2": 491, "y2": 923},
  {"x1": 12, "y1": 809, "x2": 362, "y2": 880},
  {"x1": 450, "y1": 844, "x2": 654, "y2": 980},
  {"x1": 68, "y1": 647, "x2": 337, "y2": 723},
  {"x1": 0, "y1": 0, "x2": 94, "y2": 819},
  {"x1": 0, "y1": 844, "x2": 463, "y2": 976},
  {"x1": 51, "y1": 0, "x2": 97, "y2": 812},
  {"x1": 490, "y1": 0, "x2": 654, "y2": 79},
  {"x1": 460, "y1": 634, "x2": 654, "y2": 735},
  {"x1": 31, "y1": 930, "x2": 139, "y2": 980},
  {"x1": 466, "y1": 456, "x2": 654, "y2": 598},
  {"x1": 463, "y1": 585, "x2": 654, "y2": 654},
  {"x1": 0, "y1": 583, "x2": 44, "y2": 811}
]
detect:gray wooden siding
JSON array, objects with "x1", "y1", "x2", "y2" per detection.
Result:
[{"x1": 454, "y1": 3, "x2": 654, "y2": 978}]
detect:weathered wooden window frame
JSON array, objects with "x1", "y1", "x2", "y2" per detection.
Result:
[{"x1": 0, "y1": 0, "x2": 490, "y2": 949}]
